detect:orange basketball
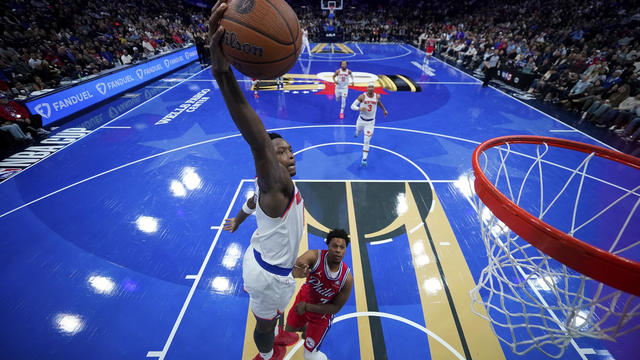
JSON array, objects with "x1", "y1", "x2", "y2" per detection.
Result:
[{"x1": 220, "y1": 0, "x2": 302, "y2": 80}]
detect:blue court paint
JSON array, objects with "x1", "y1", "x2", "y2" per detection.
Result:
[{"x1": 0, "y1": 43, "x2": 636, "y2": 360}]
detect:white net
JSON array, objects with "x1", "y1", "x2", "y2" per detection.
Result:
[{"x1": 469, "y1": 141, "x2": 640, "y2": 358}]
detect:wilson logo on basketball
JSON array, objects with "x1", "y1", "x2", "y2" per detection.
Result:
[
  {"x1": 235, "y1": 0, "x2": 254, "y2": 14},
  {"x1": 224, "y1": 31, "x2": 263, "y2": 57}
]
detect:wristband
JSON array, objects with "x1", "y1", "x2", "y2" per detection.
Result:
[{"x1": 242, "y1": 202, "x2": 256, "y2": 215}]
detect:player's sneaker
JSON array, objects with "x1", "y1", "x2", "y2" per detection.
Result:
[
  {"x1": 361, "y1": 159, "x2": 367, "y2": 167},
  {"x1": 275, "y1": 329, "x2": 299, "y2": 346},
  {"x1": 339, "y1": 112, "x2": 344, "y2": 119},
  {"x1": 254, "y1": 92, "x2": 259, "y2": 98},
  {"x1": 252, "y1": 345, "x2": 286, "y2": 360}
]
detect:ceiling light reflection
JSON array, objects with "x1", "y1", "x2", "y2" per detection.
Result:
[
  {"x1": 170, "y1": 180, "x2": 187, "y2": 197},
  {"x1": 396, "y1": 193, "x2": 408, "y2": 216},
  {"x1": 222, "y1": 243, "x2": 242, "y2": 269},
  {"x1": 181, "y1": 167, "x2": 202, "y2": 190},
  {"x1": 54, "y1": 313, "x2": 84, "y2": 335},
  {"x1": 88, "y1": 275, "x2": 116, "y2": 295},
  {"x1": 136, "y1": 215, "x2": 159, "y2": 234},
  {"x1": 210, "y1": 276, "x2": 231, "y2": 293},
  {"x1": 423, "y1": 278, "x2": 443, "y2": 295}
]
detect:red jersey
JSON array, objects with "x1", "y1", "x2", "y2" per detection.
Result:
[{"x1": 300, "y1": 250, "x2": 350, "y2": 304}]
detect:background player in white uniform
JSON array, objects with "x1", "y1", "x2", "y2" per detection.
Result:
[
  {"x1": 333, "y1": 61, "x2": 354, "y2": 119},
  {"x1": 350, "y1": 82, "x2": 388, "y2": 166},
  {"x1": 301, "y1": 27, "x2": 311, "y2": 56},
  {"x1": 210, "y1": 3, "x2": 305, "y2": 360}
]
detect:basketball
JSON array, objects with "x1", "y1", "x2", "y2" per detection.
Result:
[{"x1": 220, "y1": 0, "x2": 302, "y2": 80}]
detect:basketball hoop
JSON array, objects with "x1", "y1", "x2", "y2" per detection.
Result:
[
  {"x1": 329, "y1": 5, "x2": 335, "y2": 17},
  {"x1": 469, "y1": 136, "x2": 640, "y2": 358}
]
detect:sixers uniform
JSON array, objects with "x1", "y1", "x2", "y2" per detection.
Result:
[
  {"x1": 426, "y1": 38, "x2": 436, "y2": 56},
  {"x1": 243, "y1": 179, "x2": 305, "y2": 320},
  {"x1": 287, "y1": 250, "x2": 350, "y2": 351}
]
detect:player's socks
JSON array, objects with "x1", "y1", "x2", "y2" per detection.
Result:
[{"x1": 258, "y1": 349, "x2": 273, "y2": 360}]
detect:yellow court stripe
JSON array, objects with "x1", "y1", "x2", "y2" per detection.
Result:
[
  {"x1": 345, "y1": 182, "x2": 375, "y2": 360},
  {"x1": 404, "y1": 183, "x2": 465, "y2": 360},
  {"x1": 425, "y1": 191, "x2": 506, "y2": 360},
  {"x1": 337, "y1": 43, "x2": 354, "y2": 53},
  {"x1": 311, "y1": 43, "x2": 326, "y2": 53},
  {"x1": 396, "y1": 75, "x2": 417, "y2": 92}
]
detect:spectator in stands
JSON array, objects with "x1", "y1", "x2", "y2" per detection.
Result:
[{"x1": 0, "y1": 92, "x2": 49, "y2": 137}]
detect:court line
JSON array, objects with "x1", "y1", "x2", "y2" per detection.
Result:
[
  {"x1": 146, "y1": 180, "x2": 244, "y2": 360},
  {"x1": 0, "y1": 65, "x2": 212, "y2": 185},
  {"x1": 293, "y1": 142, "x2": 430, "y2": 181},
  {"x1": 549, "y1": 129, "x2": 579, "y2": 133},
  {"x1": 282, "y1": 311, "x2": 466, "y2": 360},
  {"x1": 408, "y1": 222, "x2": 424, "y2": 234},
  {"x1": 2, "y1": 124, "x2": 636, "y2": 219},
  {"x1": 298, "y1": 43, "x2": 411, "y2": 62},
  {"x1": 369, "y1": 239, "x2": 393, "y2": 245},
  {"x1": 102, "y1": 126, "x2": 132, "y2": 129}
]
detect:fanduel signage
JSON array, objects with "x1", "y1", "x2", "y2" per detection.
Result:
[{"x1": 26, "y1": 46, "x2": 198, "y2": 125}]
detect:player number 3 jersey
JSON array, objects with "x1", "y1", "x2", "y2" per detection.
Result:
[{"x1": 360, "y1": 92, "x2": 378, "y2": 120}]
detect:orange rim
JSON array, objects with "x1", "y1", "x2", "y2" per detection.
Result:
[{"x1": 472, "y1": 135, "x2": 640, "y2": 297}]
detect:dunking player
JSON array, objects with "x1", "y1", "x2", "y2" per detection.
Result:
[
  {"x1": 350, "y1": 82, "x2": 388, "y2": 166},
  {"x1": 210, "y1": 2, "x2": 304, "y2": 360},
  {"x1": 333, "y1": 61, "x2": 354, "y2": 119},
  {"x1": 275, "y1": 229, "x2": 354, "y2": 360}
]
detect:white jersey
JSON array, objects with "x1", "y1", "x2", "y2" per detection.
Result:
[
  {"x1": 336, "y1": 69, "x2": 350, "y2": 89},
  {"x1": 360, "y1": 92, "x2": 378, "y2": 120},
  {"x1": 251, "y1": 179, "x2": 305, "y2": 268},
  {"x1": 302, "y1": 29, "x2": 309, "y2": 44}
]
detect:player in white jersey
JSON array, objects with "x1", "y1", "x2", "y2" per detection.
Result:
[
  {"x1": 210, "y1": 3, "x2": 304, "y2": 360},
  {"x1": 350, "y1": 82, "x2": 388, "y2": 166},
  {"x1": 333, "y1": 61, "x2": 354, "y2": 119},
  {"x1": 301, "y1": 27, "x2": 311, "y2": 56}
]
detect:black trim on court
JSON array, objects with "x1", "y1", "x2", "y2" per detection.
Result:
[{"x1": 409, "y1": 182, "x2": 472, "y2": 360}]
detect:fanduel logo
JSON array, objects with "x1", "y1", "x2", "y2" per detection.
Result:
[
  {"x1": 224, "y1": 32, "x2": 263, "y2": 57},
  {"x1": 96, "y1": 82, "x2": 107, "y2": 95},
  {"x1": 34, "y1": 103, "x2": 51, "y2": 118},
  {"x1": 136, "y1": 69, "x2": 144, "y2": 80}
]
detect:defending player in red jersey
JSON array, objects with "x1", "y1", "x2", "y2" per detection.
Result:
[{"x1": 274, "y1": 229, "x2": 354, "y2": 360}]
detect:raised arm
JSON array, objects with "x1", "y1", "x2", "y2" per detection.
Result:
[
  {"x1": 208, "y1": 1, "x2": 292, "y2": 201},
  {"x1": 292, "y1": 249, "x2": 319, "y2": 278}
]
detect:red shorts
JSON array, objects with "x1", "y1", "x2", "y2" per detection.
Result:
[
  {"x1": 286, "y1": 291, "x2": 332, "y2": 351},
  {"x1": 426, "y1": 47, "x2": 434, "y2": 55}
]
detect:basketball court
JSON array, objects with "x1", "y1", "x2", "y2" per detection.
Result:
[{"x1": 0, "y1": 43, "x2": 637, "y2": 360}]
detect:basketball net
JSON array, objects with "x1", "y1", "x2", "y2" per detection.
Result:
[
  {"x1": 329, "y1": 5, "x2": 334, "y2": 16},
  {"x1": 468, "y1": 137, "x2": 640, "y2": 358}
]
